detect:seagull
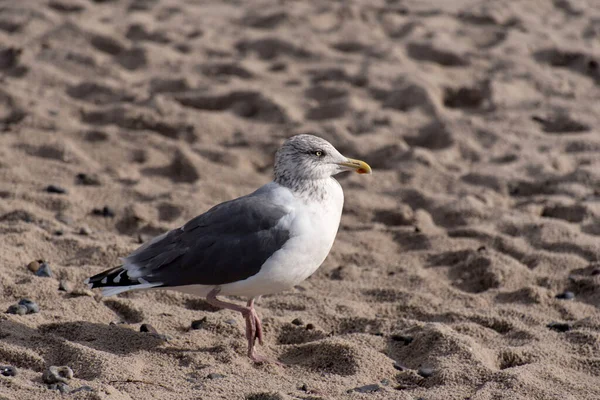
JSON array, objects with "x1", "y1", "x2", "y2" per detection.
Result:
[{"x1": 85, "y1": 134, "x2": 371, "y2": 363}]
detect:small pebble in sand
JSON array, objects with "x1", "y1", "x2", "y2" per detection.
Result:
[
  {"x1": 224, "y1": 319, "x2": 236, "y2": 325},
  {"x1": 43, "y1": 366, "x2": 73, "y2": 384},
  {"x1": 191, "y1": 317, "x2": 207, "y2": 330},
  {"x1": 79, "y1": 226, "x2": 92, "y2": 235},
  {"x1": 76, "y1": 173, "x2": 101, "y2": 186},
  {"x1": 46, "y1": 184, "x2": 67, "y2": 194},
  {"x1": 349, "y1": 384, "x2": 381, "y2": 393},
  {"x1": 547, "y1": 322, "x2": 571, "y2": 332},
  {"x1": 19, "y1": 299, "x2": 39, "y2": 314},
  {"x1": 291, "y1": 318, "x2": 304, "y2": 326},
  {"x1": 140, "y1": 324, "x2": 158, "y2": 334},
  {"x1": 391, "y1": 334, "x2": 413, "y2": 345},
  {"x1": 92, "y1": 206, "x2": 115, "y2": 218},
  {"x1": 591, "y1": 268, "x2": 600, "y2": 276},
  {"x1": 54, "y1": 230, "x2": 64, "y2": 236},
  {"x1": 555, "y1": 291, "x2": 575, "y2": 300},
  {"x1": 48, "y1": 383, "x2": 70, "y2": 393},
  {"x1": 207, "y1": 373, "x2": 225, "y2": 379},
  {"x1": 0, "y1": 366, "x2": 17, "y2": 377},
  {"x1": 35, "y1": 262, "x2": 52, "y2": 277},
  {"x1": 418, "y1": 367, "x2": 434, "y2": 378},
  {"x1": 58, "y1": 280, "x2": 72, "y2": 292},
  {"x1": 27, "y1": 260, "x2": 41, "y2": 273},
  {"x1": 7, "y1": 299, "x2": 39, "y2": 315},
  {"x1": 6, "y1": 304, "x2": 28, "y2": 315},
  {"x1": 305, "y1": 323, "x2": 315, "y2": 330}
]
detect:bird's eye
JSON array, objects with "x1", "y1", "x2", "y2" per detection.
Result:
[{"x1": 314, "y1": 150, "x2": 324, "y2": 157}]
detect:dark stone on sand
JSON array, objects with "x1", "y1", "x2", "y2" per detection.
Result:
[
  {"x1": 305, "y1": 323, "x2": 315, "y2": 330},
  {"x1": 391, "y1": 334, "x2": 413, "y2": 345},
  {"x1": 207, "y1": 373, "x2": 225, "y2": 379},
  {"x1": 547, "y1": 322, "x2": 571, "y2": 332},
  {"x1": 46, "y1": 184, "x2": 67, "y2": 194},
  {"x1": 19, "y1": 298, "x2": 39, "y2": 314},
  {"x1": 349, "y1": 384, "x2": 381, "y2": 393},
  {"x1": 48, "y1": 383, "x2": 70, "y2": 393},
  {"x1": 92, "y1": 206, "x2": 115, "y2": 217},
  {"x1": 291, "y1": 318, "x2": 304, "y2": 326},
  {"x1": 191, "y1": 317, "x2": 207, "y2": 330},
  {"x1": 269, "y1": 62, "x2": 287, "y2": 72},
  {"x1": 35, "y1": 262, "x2": 52, "y2": 277},
  {"x1": 393, "y1": 362, "x2": 406, "y2": 371},
  {"x1": 6, "y1": 304, "x2": 28, "y2": 315},
  {"x1": 555, "y1": 291, "x2": 575, "y2": 300},
  {"x1": 140, "y1": 324, "x2": 158, "y2": 334},
  {"x1": 0, "y1": 366, "x2": 16, "y2": 377},
  {"x1": 54, "y1": 230, "x2": 63, "y2": 236},
  {"x1": 76, "y1": 173, "x2": 102, "y2": 186},
  {"x1": 43, "y1": 366, "x2": 73, "y2": 384},
  {"x1": 418, "y1": 367, "x2": 434, "y2": 378}
]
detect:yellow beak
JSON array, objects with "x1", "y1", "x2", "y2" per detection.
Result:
[{"x1": 337, "y1": 158, "x2": 372, "y2": 174}]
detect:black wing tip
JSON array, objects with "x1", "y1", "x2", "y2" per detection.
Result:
[{"x1": 86, "y1": 266, "x2": 136, "y2": 289}]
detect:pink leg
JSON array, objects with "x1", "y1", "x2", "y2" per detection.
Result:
[
  {"x1": 205, "y1": 288, "x2": 278, "y2": 364},
  {"x1": 247, "y1": 298, "x2": 263, "y2": 346}
]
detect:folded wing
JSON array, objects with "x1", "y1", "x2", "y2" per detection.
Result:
[{"x1": 86, "y1": 191, "x2": 292, "y2": 294}]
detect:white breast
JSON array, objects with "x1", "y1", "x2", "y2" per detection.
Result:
[{"x1": 219, "y1": 179, "x2": 344, "y2": 297}]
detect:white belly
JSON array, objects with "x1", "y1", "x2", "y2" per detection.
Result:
[{"x1": 174, "y1": 179, "x2": 344, "y2": 299}]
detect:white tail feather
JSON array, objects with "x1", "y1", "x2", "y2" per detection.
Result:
[{"x1": 101, "y1": 282, "x2": 162, "y2": 297}]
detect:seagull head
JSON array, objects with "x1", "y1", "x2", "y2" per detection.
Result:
[{"x1": 274, "y1": 134, "x2": 371, "y2": 186}]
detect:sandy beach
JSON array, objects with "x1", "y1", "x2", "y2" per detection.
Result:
[{"x1": 0, "y1": 0, "x2": 599, "y2": 398}]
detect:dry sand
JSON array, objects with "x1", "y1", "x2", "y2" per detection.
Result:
[{"x1": 1, "y1": 0, "x2": 600, "y2": 399}]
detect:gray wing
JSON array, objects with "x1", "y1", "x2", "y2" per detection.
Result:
[{"x1": 123, "y1": 191, "x2": 291, "y2": 286}]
